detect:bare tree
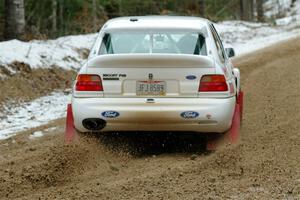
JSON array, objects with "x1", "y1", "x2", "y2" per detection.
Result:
[
  {"x1": 256, "y1": 0, "x2": 264, "y2": 22},
  {"x1": 59, "y1": 0, "x2": 64, "y2": 34},
  {"x1": 199, "y1": 0, "x2": 205, "y2": 17},
  {"x1": 52, "y1": 0, "x2": 58, "y2": 35},
  {"x1": 92, "y1": 0, "x2": 98, "y2": 31},
  {"x1": 4, "y1": 0, "x2": 25, "y2": 40},
  {"x1": 240, "y1": 0, "x2": 254, "y2": 21}
]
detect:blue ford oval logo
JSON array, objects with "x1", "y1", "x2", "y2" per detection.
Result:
[
  {"x1": 181, "y1": 111, "x2": 199, "y2": 119},
  {"x1": 186, "y1": 75, "x2": 197, "y2": 80},
  {"x1": 102, "y1": 111, "x2": 120, "y2": 118}
]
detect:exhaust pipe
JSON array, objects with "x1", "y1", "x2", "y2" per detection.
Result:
[{"x1": 82, "y1": 118, "x2": 106, "y2": 131}]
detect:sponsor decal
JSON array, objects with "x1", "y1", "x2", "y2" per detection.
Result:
[
  {"x1": 181, "y1": 111, "x2": 199, "y2": 119},
  {"x1": 186, "y1": 75, "x2": 197, "y2": 80},
  {"x1": 101, "y1": 111, "x2": 120, "y2": 118},
  {"x1": 103, "y1": 74, "x2": 126, "y2": 80},
  {"x1": 103, "y1": 77, "x2": 119, "y2": 81}
]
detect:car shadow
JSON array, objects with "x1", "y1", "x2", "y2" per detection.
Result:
[{"x1": 86, "y1": 132, "x2": 222, "y2": 156}]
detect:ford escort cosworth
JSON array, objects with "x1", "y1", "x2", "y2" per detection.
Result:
[{"x1": 71, "y1": 16, "x2": 242, "y2": 134}]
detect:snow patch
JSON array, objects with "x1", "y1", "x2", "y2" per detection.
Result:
[
  {"x1": 29, "y1": 131, "x2": 44, "y2": 139},
  {"x1": 44, "y1": 127, "x2": 58, "y2": 132},
  {"x1": 275, "y1": 14, "x2": 300, "y2": 25},
  {"x1": 264, "y1": 0, "x2": 300, "y2": 20},
  {"x1": 215, "y1": 20, "x2": 300, "y2": 56},
  {"x1": 0, "y1": 33, "x2": 97, "y2": 77},
  {"x1": 296, "y1": 0, "x2": 300, "y2": 14},
  {"x1": 264, "y1": 0, "x2": 293, "y2": 18},
  {"x1": 0, "y1": 91, "x2": 71, "y2": 140}
]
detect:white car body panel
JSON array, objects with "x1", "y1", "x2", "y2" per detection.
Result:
[
  {"x1": 72, "y1": 97, "x2": 235, "y2": 133},
  {"x1": 72, "y1": 16, "x2": 241, "y2": 134}
]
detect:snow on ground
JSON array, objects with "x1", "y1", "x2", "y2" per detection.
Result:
[
  {"x1": 216, "y1": 20, "x2": 300, "y2": 55},
  {"x1": 295, "y1": 0, "x2": 300, "y2": 13},
  {"x1": 264, "y1": 0, "x2": 293, "y2": 18},
  {"x1": 28, "y1": 131, "x2": 44, "y2": 139},
  {"x1": 0, "y1": 91, "x2": 71, "y2": 140},
  {"x1": 0, "y1": 33, "x2": 97, "y2": 78},
  {"x1": 264, "y1": 0, "x2": 300, "y2": 17},
  {"x1": 0, "y1": 19, "x2": 300, "y2": 139},
  {"x1": 274, "y1": 0, "x2": 300, "y2": 26},
  {"x1": 264, "y1": 0, "x2": 300, "y2": 26},
  {"x1": 28, "y1": 127, "x2": 59, "y2": 140}
]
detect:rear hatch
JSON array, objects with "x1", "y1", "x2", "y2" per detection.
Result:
[{"x1": 87, "y1": 54, "x2": 215, "y2": 98}]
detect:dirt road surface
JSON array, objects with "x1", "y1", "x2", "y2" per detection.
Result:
[{"x1": 0, "y1": 38, "x2": 300, "y2": 200}]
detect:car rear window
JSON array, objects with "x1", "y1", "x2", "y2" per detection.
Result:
[{"x1": 99, "y1": 32, "x2": 207, "y2": 55}]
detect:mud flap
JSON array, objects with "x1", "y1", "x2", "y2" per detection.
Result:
[
  {"x1": 65, "y1": 104, "x2": 77, "y2": 143},
  {"x1": 206, "y1": 91, "x2": 244, "y2": 151},
  {"x1": 228, "y1": 103, "x2": 240, "y2": 144},
  {"x1": 237, "y1": 91, "x2": 244, "y2": 121}
]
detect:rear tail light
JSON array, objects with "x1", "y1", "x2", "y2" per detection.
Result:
[
  {"x1": 199, "y1": 75, "x2": 228, "y2": 92},
  {"x1": 75, "y1": 74, "x2": 103, "y2": 91}
]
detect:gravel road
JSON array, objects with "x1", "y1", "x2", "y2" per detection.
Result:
[{"x1": 0, "y1": 37, "x2": 299, "y2": 200}]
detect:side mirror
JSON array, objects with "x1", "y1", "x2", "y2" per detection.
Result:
[{"x1": 225, "y1": 47, "x2": 235, "y2": 58}]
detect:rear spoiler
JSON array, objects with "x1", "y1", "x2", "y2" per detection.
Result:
[{"x1": 87, "y1": 54, "x2": 214, "y2": 68}]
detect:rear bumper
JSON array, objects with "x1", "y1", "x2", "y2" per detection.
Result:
[{"x1": 72, "y1": 97, "x2": 236, "y2": 133}]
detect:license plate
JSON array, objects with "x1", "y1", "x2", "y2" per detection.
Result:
[{"x1": 136, "y1": 81, "x2": 166, "y2": 96}]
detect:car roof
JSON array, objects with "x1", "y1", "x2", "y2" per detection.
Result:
[{"x1": 102, "y1": 16, "x2": 210, "y2": 32}]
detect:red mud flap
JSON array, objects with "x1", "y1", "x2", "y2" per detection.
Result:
[
  {"x1": 65, "y1": 104, "x2": 77, "y2": 143},
  {"x1": 237, "y1": 91, "x2": 244, "y2": 121},
  {"x1": 207, "y1": 91, "x2": 244, "y2": 151}
]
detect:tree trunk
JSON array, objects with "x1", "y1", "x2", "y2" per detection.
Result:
[
  {"x1": 52, "y1": 0, "x2": 57, "y2": 35},
  {"x1": 59, "y1": 0, "x2": 64, "y2": 35},
  {"x1": 240, "y1": 0, "x2": 244, "y2": 19},
  {"x1": 4, "y1": 0, "x2": 25, "y2": 40},
  {"x1": 250, "y1": 0, "x2": 254, "y2": 20},
  {"x1": 92, "y1": 0, "x2": 97, "y2": 31},
  {"x1": 199, "y1": 0, "x2": 205, "y2": 17},
  {"x1": 240, "y1": 0, "x2": 254, "y2": 21},
  {"x1": 256, "y1": 0, "x2": 264, "y2": 22}
]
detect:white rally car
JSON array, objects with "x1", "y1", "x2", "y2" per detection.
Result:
[{"x1": 70, "y1": 16, "x2": 242, "y2": 135}]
